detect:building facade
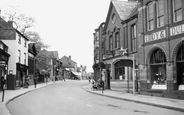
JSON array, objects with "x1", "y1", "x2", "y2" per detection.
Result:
[
  {"x1": 93, "y1": 22, "x2": 105, "y2": 82},
  {"x1": 98, "y1": 0, "x2": 139, "y2": 90},
  {"x1": 138, "y1": 0, "x2": 184, "y2": 99},
  {"x1": 0, "y1": 40, "x2": 10, "y2": 91},
  {"x1": 0, "y1": 19, "x2": 29, "y2": 89}
]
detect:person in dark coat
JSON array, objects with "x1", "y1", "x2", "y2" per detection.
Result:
[
  {"x1": 34, "y1": 76, "x2": 37, "y2": 88},
  {"x1": 1, "y1": 77, "x2": 6, "y2": 91}
]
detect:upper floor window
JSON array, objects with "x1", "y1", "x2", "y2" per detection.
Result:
[
  {"x1": 109, "y1": 35, "x2": 113, "y2": 51},
  {"x1": 157, "y1": 0, "x2": 164, "y2": 27},
  {"x1": 115, "y1": 32, "x2": 120, "y2": 49},
  {"x1": 147, "y1": 2, "x2": 155, "y2": 31},
  {"x1": 131, "y1": 24, "x2": 137, "y2": 52},
  {"x1": 24, "y1": 39, "x2": 27, "y2": 48},
  {"x1": 18, "y1": 34, "x2": 21, "y2": 44},
  {"x1": 173, "y1": 0, "x2": 182, "y2": 22},
  {"x1": 24, "y1": 53, "x2": 26, "y2": 64},
  {"x1": 18, "y1": 50, "x2": 21, "y2": 63}
]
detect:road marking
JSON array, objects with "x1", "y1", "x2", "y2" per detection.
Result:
[{"x1": 87, "y1": 104, "x2": 92, "y2": 107}]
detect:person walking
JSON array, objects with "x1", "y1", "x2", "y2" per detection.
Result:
[{"x1": 34, "y1": 76, "x2": 37, "y2": 88}]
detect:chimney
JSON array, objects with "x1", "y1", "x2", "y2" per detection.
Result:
[{"x1": 8, "y1": 21, "x2": 13, "y2": 27}]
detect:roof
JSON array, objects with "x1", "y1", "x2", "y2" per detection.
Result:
[
  {"x1": 104, "y1": 0, "x2": 139, "y2": 30},
  {"x1": 48, "y1": 51, "x2": 59, "y2": 59},
  {"x1": 112, "y1": 0, "x2": 138, "y2": 20}
]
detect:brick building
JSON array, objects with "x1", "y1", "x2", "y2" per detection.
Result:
[
  {"x1": 94, "y1": 0, "x2": 139, "y2": 90},
  {"x1": 138, "y1": 0, "x2": 184, "y2": 99}
]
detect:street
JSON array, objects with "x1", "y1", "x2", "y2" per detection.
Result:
[{"x1": 7, "y1": 80, "x2": 184, "y2": 115}]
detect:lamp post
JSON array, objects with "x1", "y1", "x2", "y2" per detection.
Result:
[{"x1": 132, "y1": 54, "x2": 135, "y2": 95}]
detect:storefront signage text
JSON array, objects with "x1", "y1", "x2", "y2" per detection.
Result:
[
  {"x1": 170, "y1": 24, "x2": 184, "y2": 36},
  {"x1": 144, "y1": 30, "x2": 166, "y2": 43}
]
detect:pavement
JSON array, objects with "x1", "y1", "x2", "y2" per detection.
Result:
[
  {"x1": 82, "y1": 84, "x2": 184, "y2": 113},
  {"x1": 1, "y1": 81, "x2": 184, "y2": 115}
]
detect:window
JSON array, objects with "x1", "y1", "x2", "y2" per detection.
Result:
[
  {"x1": 24, "y1": 53, "x2": 26, "y2": 64},
  {"x1": 147, "y1": 2, "x2": 155, "y2": 31},
  {"x1": 109, "y1": 35, "x2": 113, "y2": 51},
  {"x1": 173, "y1": 0, "x2": 182, "y2": 22},
  {"x1": 131, "y1": 24, "x2": 137, "y2": 52},
  {"x1": 18, "y1": 50, "x2": 21, "y2": 63},
  {"x1": 157, "y1": 0, "x2": 164, "y2": 27},
  {"x1": 18, "y1": 34, "x2": 21, "y2": 44},
  {"x1": 24, "y1": 39, "x2": 27, "y2": 47},
  {"x1": 115, "y1": 32, "x2": 120, "y2": 49}
]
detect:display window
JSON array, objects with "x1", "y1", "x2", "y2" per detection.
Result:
[
  {"x1": 150, "y1": 49, "x2": 167, "y2": 89},
  {"x1": 176, "y1": 43, "x2": 184, "y2": 90}
]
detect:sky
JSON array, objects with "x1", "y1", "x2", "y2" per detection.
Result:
[{"x1": 0, "y1": 0, "x2": 127, "y2": 72}]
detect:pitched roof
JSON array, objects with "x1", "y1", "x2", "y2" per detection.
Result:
[
  {"x1": 112, "y1": 0, "x2": 139, "y2": 20},
  {"x1": 48, "y1": 51, "x2": 59, "y2": 59}
]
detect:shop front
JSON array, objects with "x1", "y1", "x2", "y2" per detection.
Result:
[
  {"x1": 149, "y1": 49, "x2": 167, "y2": 90},
  {"x1": 0, "y1": 41, "x2": 9, "y2": 91},
  {"x1": 16, "y1": 63, "x2": 28, "y2": 87},
  {"x1": 176, "y1": 42, "x2": 184, "y2": 90}
]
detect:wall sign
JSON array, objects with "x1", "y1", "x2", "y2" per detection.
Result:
[
  {"x1": 170, "y1": 24, "x2": 184, "y2": 36},
  {"x1": 144, "y1": 30, "x2": 166, "y2": 43}
]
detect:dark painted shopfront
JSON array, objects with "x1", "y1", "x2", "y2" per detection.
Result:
[{"x1": 0, "y1": 41, "x2": 9, "y2": 91}]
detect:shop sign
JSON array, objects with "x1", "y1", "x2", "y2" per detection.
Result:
[
  {"x1": 0, "y1": 61, "x2": 6, "y2": 66},
  {"x1": 144, "y1": 30, "x2": 166, "y2": 43},
  {"x1": 170, "y1": 24, "x2": 184, "y2": 36}
]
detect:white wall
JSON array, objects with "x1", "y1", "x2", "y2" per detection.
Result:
[{"x1": 2, "y1": 32, "x2": 29, "y2": 75}]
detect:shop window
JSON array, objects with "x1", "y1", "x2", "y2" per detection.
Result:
[
  {"x1": 150, "y1": 49, "x2": 167, "y2": 89},
  {"x1": 176, "y1": 44, "x2": 184, "y2": 86},
  {"x1": 173, "y1": 0, "x2": 182, "y2": 22}
]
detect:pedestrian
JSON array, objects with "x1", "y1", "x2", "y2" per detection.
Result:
[
  {"x1": 34, "y1": 76, "x2": 37, "y2": 88},
  {"x1": 1, "y1": 77, "x2": 6, "y2": 91},
  {"x1": 25, "y1": 76, "x2": 29, "y2": 88},
  {"x1": 88, "y1": 77, "x2": 91, "y2": 84}
]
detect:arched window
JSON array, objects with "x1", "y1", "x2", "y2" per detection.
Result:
[
  {"x1": 150, "y1": 49, "x2": 166, "y2": 64},
  {"x1": 176, "y1": 44, "x2": 184, "y2": 62}
]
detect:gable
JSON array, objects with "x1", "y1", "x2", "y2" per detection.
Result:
[{"x1": 104, "y1": 0, "x2": 139, "y2": 32}]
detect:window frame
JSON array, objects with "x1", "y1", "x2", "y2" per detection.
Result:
[
  {"x1": 24, "y1": 53, "x2": 26, "y2": 65},
  {"x1": 18, "y1": 34, "x2": 21, "y2": 44},
  {"x1": 18, "y1": 50, "x2": 21, "y2": 63},
  {"x1": 147, "y1": 1, "x2": 155, "y2": 31},
  {"x1": 173, "y1": 0, "x2": 182, "y2": 22},
  {"x1": 131, "y1": 24, "x2": 137, "y2": 52},
  {"x1": 156, "y1": 0, "x2": 164, "y2": 28},
  {"x1": 115, "y1": 32, "x2": 120, "y2": 49}
]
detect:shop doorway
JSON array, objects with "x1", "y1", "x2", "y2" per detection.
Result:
[{"x1": 176, "y1": 44, "x2": 184, "y2": 88}]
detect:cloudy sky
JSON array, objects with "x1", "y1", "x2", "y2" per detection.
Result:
[{"x1": 0, "y1": 0, "x2": 128, "y2": 72}]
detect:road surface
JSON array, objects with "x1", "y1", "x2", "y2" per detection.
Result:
[{"x1": 7, "y1": 80, "x2": 184, "y2": 115}]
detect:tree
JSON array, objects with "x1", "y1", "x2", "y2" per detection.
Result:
[
  {"x1": 25, "y1": 31, "x2": 50, "y2": 52},
  {"x1": 2, "y1": 6, "x2": 50, "y2": 51},
  {"x1": 1, "y1": 6, "x2": 35, "y2": 35}
]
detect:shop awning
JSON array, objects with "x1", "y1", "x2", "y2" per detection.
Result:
[{"x1": 71, "y1": 71, "x2": 80, "y2": 76}]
